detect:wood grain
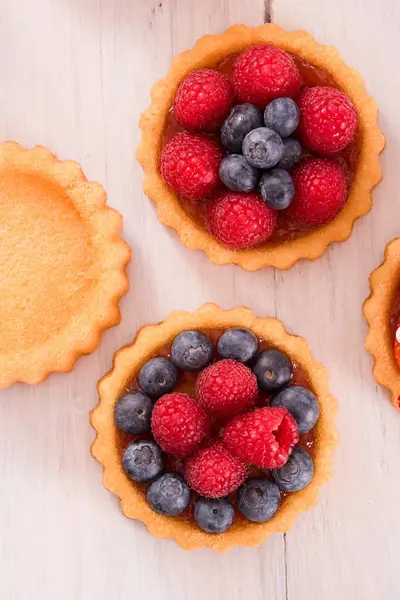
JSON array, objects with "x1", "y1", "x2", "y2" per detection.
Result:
[{"x1": 0, "y1": 0, "x2": 399, "y2": 598}]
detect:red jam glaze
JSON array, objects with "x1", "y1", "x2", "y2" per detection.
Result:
[
  {"x1": 162, "y1": 50, "x2": 361, "y2": 246},
  {"x1": 115, "y1": 328, "x2": 319, "y2": 520}
]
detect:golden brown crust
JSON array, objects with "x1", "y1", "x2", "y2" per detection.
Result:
[
  {"x1": 363, "y1": 239, "x2": 400, "y2": 409},
  {"x1": 91, "y1": 303, "x2": 338, "y2": 551},
  {"x1": 0, "y1": 142, "x2": 131, "y2": 387},
  {"x1": 137, "y1": 24, "x2": 385, "y2": 271}
]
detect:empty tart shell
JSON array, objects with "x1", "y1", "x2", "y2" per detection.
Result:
[
  {"x1": 0, "y1": 142, "x2": 131, "y2": 387},
  {"x1": 364, "y1": 239, "x2": 400, "y2": 409},
  {"x1": 91, "y1": 303, "x2": 338, "y2": 551},
  {"x1": 137, "y1": 23, "x2": 384, "y2": 271}
]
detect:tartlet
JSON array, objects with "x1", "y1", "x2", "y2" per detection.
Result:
[
  {"x1": 364, "y1": 239, "x2": 400, "y2": 409},
  {"x1": 0, "y1": 142, "x2": 131, "y2": 387},
  {"x1": 91, "y1": 303, "x2": 338, "y2": 551},
  {"x1": 137, "y1": 24, "x2": 384, "y2": 271}
]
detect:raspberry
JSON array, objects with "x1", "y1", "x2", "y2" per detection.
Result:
[
  {"x1": 223, "y1": 406, "x2": 299, "y2": 469},
  {"x1": 151, "y1": 393, "x2": 210, "y2": 457},
  {"x1": 394, "y1": 326, "x2": 400, "y2": 368},
  {"x1": 232, "y1": 45, "x2": 302, "y2": 109},
  {"x1": 206, "y1": 191, "x2": 277, "y2": 250},
  {"x1": 185, "y1": 442, "x2": 247, "y2": 498},
  {"x1": 196, "y1": 359, "x2": 258, "y2": 419},
  {"x1": 174, "y1": 69, "x2": 234, "y2": 132},
  {"x1": 160, "y1": 133, "x2": 223, "y2": 201},
  {"x1": 286, "y1": 158, "x2": 347, "y2": 227},
  {"x1": 298, "y1": 86, "x2": 357, "y2": 154}
]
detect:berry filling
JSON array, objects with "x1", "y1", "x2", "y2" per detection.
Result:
[
  {"x1": 390, "y1": 292, "x2": 400, "y2": 368},
  {"x1": 160, "y1": 45, "x2": 360, "y2": 251},
  {"x1": 114, "y1": 327, "x2": 320, "y2": 534}
]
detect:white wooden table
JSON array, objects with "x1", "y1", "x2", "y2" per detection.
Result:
[{"x1": 0, "y1": 1, "x2": 399, "y2": 598}]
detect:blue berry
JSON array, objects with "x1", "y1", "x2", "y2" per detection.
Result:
[
  {"x1": 122, "y1": 440, "x2": 163, "y2": 483},
  {"x1": 219, "y1": 155, "x2": 260, "y2": 193},
  {"x1": 259, "y1": 168, "x2": 295, "y2": 210},
  {"x1": 252, "y1": 349, "x2": 293, "y2": 392},
  {"x1": 264, "y1": 97, "x2": 300, "y2": 138},
  {"x1": 114, "y1": 392, "x2": 153, "y2": 435},
  {"x1": 221, "y1": 103, "x2": 263, "y2": 153},
  {"x1": 271, "y1": 447, "x2": 314, "y2": 492},
  {"x1": 147, "y1": 473, "x2": 190, "y2": 516},
  {"x1": 171, "y1": 330, "x2": 213, "y2": 372},
  {"x1": 138, "y1": 357, "x2": 178, "y2": 398},
  {"x1": 277, "y1": 138, "x2": 302, "y2": 170},
  {"x1": 242, "y1": 127, "x2": 284, "y2": 169},
  {"x1": 237, "y1": 478, "x2": 281, "y2": 523},
  {"x1": 217, "y1": 328, "x2": 259, "y2": 363},
  {"x1": 271, "y1": 385, "x2": 320, "y2": 434},
  {"x1": 194, "y1": 497, "x2": 234, "y2": 533}
]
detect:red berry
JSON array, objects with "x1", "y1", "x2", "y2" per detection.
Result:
[
  {"x1": 286, "y1": 158, "x2": 347, "y2": 227},
  {"x1": 298, "y1": 86, "x2": 357, "y2": 154},
  {"x1": 223, "y1": 406, "x2": 299, "y2": 469},
  {"x1": 160, "y1": 133, "x2": 223, "y2": 201},
  {"x1": 196, "y1": 359, "x2": 258, "y2": 419},
  {"x1": 151, "y1": 393, "x2": 210, "y2": 457},
  {"x1": 174, "y1": 69, "x2": 234, "y2": 132},
  {"x1": 232, "y1": 45, "x2": 302, "y2": 109},
  {"x1": 394, "y1": 326, "x2": 400, "y2": 368},
  {"x1": 185, "y1": 441, "x2": 247, "y2": 498},
  {"x1": 206, "y1": 191, "x2": 277, "y2": 250}
]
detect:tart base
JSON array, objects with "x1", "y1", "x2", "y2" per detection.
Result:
[
  {"x1": 137, "y1": 23, "x2": 385, "y2": 271},
  {"x1": 363, "y1": 239, "x2": 400, "y2": 409},
  {"x1": 0, "y1": 142, "x2": 131, "y2": 387},
  {"x1": 91, "y1": 303, "x2": 338, "y2": 551}
]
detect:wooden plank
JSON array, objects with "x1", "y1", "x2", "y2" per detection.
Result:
[
  {"x1": 0, "y1": 1, "x2": 286, "y2": 599},
  {"x1": 273, "y1": 1, "x2": 400, "y2": 598}
]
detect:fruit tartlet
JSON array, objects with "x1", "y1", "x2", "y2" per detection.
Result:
[
  {"x1": 0, "y1": 142, "x2": 131, "y2": 387},
  {"x1": 364, "y1": 239, "x2": 400, "y2": 409},
  {"x1": 138, "y1": 24, "x2": 384, "y2": 271},
  {"x1": 91, "y1": 304, "x2": 338, "y2": 551}
]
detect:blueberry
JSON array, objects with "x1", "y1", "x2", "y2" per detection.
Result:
[
  {"x1": 147, "y1": 473, "x2": 190, "y2": 516},
  {"x1": 219, "y1": 155, "x2": 260, "y2": 193},
  {"x1": 138, "y1": 357, "x2": 178, "y2": 398},
  {"x1": 271, "y1": 447, "x2": 314, "y2": 492},
  {"x1": 259, "y1": 168, "x2": 295, "y2": 210},
  {"x1": 264, "y1": 97, "x2": 300, "y2": 138},
  {"x1": 122, "y1": 440, "x2": 163, "y2": 483},
  {"x1": 114, "y1": 392, "x2": 153, "y2": 435},
  {"x1": 277, "y1": 138, "x2": 302, "y2": 170},
  {"x1": 171, "y1": 330, "x2": 213, "y2": 372},
  {"x1": 271, "y1": 385, "x2": 320, "y2": 434},
  {"x1": 217, "y1": 328, "x2": 259, "y2": 363},
  {"x1": 194, "y1": 497, "x2": 234, "y2": 533},
  {"x1": 252, "y1": 349, "x2": 293, "y2": 392},
  {"x1": 242, "y1": 127, "x2": 284, "y2": 169},
  {"x1": 221, "y1": 104, "x2": 264, "y2": 153},
  {"x1": 237, "y1": 478, "x2": 281, "y2": 523}
]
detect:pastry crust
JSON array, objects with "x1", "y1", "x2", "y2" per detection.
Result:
[
  {"x1": 363, "y1": 239, "x2": 400, "y2": 409},
  {"x1": 137, "y1": 24, "x2": 385, "y2": 271},
  {"x1": 91, "y1": 303, "x2": 338, "y2": 551},
  {"x1": 0, "y1": 142, "x2": 131, "y2": 387}
]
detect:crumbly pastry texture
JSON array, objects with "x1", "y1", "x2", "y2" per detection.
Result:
[
  {"x1": 0, "y1": 142, "x2": 131, "y2": 386},
  {"x1": 91, "y1": 303, "x2": 338, "y2": 551},
  {"x1": 364, "y1": 239, "x2": 400, "y2": 409}
]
